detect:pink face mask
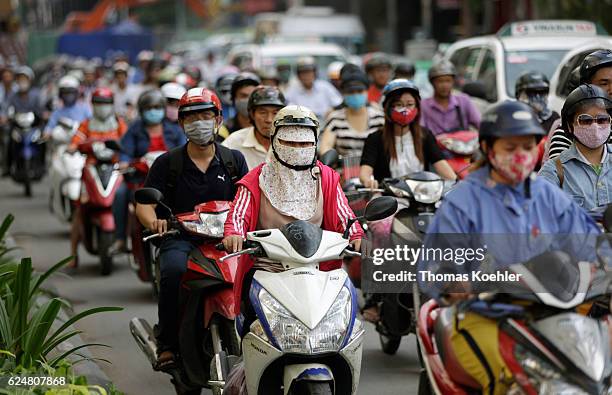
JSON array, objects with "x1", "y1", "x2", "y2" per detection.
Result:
[
  {"x1": 573, "y1": 124, "x2": 610, "y2": 149},
  {"x1": 488, "y1": 148, "x2": 539, "y2": 185},
  {"x1": 390, "y1": 107, "x2": 418, "y2": 126}
]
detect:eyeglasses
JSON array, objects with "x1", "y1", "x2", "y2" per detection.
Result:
[{"x1": 576, "y1": 114, "x2": 612, "y2": 127}]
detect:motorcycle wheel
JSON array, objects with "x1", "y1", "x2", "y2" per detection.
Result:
[
  {"x1": 379, "y1": 333, "x2": 401, "y2": 355},
  {"x1": 99, "y1": 231, "x2": 114, "y2": 276},
  {"x1": 288, "y1": 381, "x2": 333, "y2": 395},
  {"x1": 172, "y1": 383, "x2": 201, "y2": 395},
  {"x1": 23, "y1": 159, "x2": 31, "y2": 197},
  {"x1": 417, "y1": 369, "x2": 433, "y2": 395}
]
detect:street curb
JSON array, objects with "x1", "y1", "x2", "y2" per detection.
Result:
[{"x1": 6, "y1": 235, "x2": 113, "y2": 389}]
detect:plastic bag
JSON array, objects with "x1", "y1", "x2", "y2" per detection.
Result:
[{"x1": 224, "y1": 359, "x2": 247, "y2": 395}]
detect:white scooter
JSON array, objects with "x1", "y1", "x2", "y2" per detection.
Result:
[
  {"x1": 220, "y1": 196, "x2": 398, "y2": 395},
  {"x1": 48, "y1": 117, "x2": 86, "y2": 222}
]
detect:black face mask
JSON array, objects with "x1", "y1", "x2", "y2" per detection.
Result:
[{"x1": 61, "y1": 92, "x2": 78, "y2": 107}]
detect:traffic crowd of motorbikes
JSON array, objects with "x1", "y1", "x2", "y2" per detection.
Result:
[{"x1": 0, "y1": 45, "x2": 611, "y2": 395}]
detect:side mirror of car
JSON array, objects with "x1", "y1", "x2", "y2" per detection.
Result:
[
  {"x1": 319, "y1": 149, "x2": 339, "y2": 167},
  {"x1": 135, "y1": 188, "x2": 164, "y2": 205},
  {"x1": 462, "y1": 81, "x2": 487, "y2": 101}
]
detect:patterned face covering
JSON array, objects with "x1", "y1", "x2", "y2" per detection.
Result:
[
  {"x1": 260, "y1": 125, "x2": 319, "y2": 220},
  {"x1": 488, "y1": 147, "x2": 539, "y2": 185}
]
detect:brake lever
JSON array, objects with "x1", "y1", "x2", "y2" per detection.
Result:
[
  {"x1": 219, "y1": 247, "x2": 260, "y2": 262},
  {"x1": 142, "y1": 229, "x2": 179, "y2": 242}
]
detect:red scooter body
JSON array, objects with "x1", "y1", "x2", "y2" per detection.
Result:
[
  {"x1": 77, "y1": 141, "x2": 123, "y2": 275},
  {"x1": 436, "y1": 130, "x2": 479, "y2": 179}
]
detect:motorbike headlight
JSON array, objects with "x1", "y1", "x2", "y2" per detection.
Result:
[
  {"x1": 539, "y1": 380, "x2": 590, "y2": 395},
  {"x1": 92, "y1": 142, "x2": 114, "y2": 162},
  {"x1": 182, "y1": 212, "x2": 228, "y2": 237},
  {"x1": 440, "y1": 137, "x2": 479, "y2": 155},
  {"x1": 388, "y1": 184, "x2": 411, "y2": 198},
  {"x1": 406, "y1": 180, "x2": 444, "y2": 204},
  {"x1": 259, "y1": 287, "x2": 352, "y2": 354},
  {"x1": 14, "y1": 112, "x2": 35, "y2": 129}
]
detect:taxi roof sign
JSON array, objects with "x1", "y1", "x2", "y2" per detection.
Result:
[{"x1": 498, "y1": 20, "x2": 608, "y2": 37}]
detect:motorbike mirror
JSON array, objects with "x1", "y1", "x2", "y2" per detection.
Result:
[
  {"x1": 319, "y1": 149, "x2": 339, "y2": 167},
  {"x1": 364, "y1": 196, "x2": 398, "y2": 222},
  {"x1": 135, "y1": 188, "x2": 164, "y2": 205},
  {"x1": 104, "y1": 139, "x2": 122, "y2": 152},
  {"x1": 604, "y1": 204, "x2": 612, "y2": 232}
]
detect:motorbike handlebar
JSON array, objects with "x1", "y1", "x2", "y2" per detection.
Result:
[{"x1": 142, "y1": 229, "x2": 179, "y2": 242}]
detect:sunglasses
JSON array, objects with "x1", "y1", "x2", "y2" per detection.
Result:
[{"x1": 576, "y1": 114, "x2": 612, "y2": 127}]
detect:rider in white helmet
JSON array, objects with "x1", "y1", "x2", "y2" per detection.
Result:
[
  {"x1": 44, "y1": 75, "x2": 91, "y2": 136},
  {"x1": 160, "y1": 82, "x2": 186, "y2": 125}
]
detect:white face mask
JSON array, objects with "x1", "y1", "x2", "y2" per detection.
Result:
[
  {"x1": 93, "y1": 104, "x2": 114, "y2": 120},
  {"x1": 184, "y1": 119, "x2": 216, "y2": 146},
  {"x1": 272, "y1": 125, "x2": 316, "y2": 169}
]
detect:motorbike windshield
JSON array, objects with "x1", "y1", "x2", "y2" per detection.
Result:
[{"x1": 280, "y1": 220, "x2": 323, "y2": 258}]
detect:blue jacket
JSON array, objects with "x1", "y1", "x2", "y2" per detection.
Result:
[
  {"x1": 119, "y1": 118, "x2": 186, "y2": 162},
  {"x1": 44, "y1": 102, "x2": 92, "y2": 134},
  {"x1": 418, "y1": 166, "x2": 601, "y2": 299},
  {"x1": 538, "y1": 144, "x2": 611, "y2": 216}
]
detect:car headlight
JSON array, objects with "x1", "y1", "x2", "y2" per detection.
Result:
[
  {"x1": 406, "y1": 180, "x2": 444, "y2": 204},
  {"x1": 440, "y1": 137, "x2": 479, "y2": 155},
  {"x1": 259, "y1": 287, "x2": 352, "y2": 354},
  {"x1": 182, "y1": 211, "x2": 228, "y2": 238}
]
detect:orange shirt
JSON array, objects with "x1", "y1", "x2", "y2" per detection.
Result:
[{"x1": 70, "y1": 117, "x2": 128, "y2": 149}]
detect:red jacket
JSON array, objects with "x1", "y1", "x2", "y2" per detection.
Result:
[{"x1": 224, "y1": 161, "x2": 364, "y2": 313}]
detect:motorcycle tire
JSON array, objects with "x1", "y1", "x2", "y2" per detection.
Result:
[
  {"x1": 289, "y1": 381, "x2": 333, "y2": 395},
  {"x1": 379, "y1": 333, "x2": 401, "y2": 355},
  {"x1": 172, "y1": 383, "x2": 201, "y2": 395},
  {"x1": 23, "y1": 159, "x2": 31, "y2": 197},
  {"x1": 417, "y1": 369, "x2": 433, "y2": 395},
  {"x1": 99, "y1": 231, "x2": 114, "y2": 276}
]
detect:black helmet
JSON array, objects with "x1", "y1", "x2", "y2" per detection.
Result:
[
  {"x1": 579, "y1": 49, "x2": 612, "y2": 84},
  {"x1": 340, "y1": 69, "x2": 369, "y2": 91},
  {"x1": 364, "y1": 52, "x2": 392, "y2": 73},
  {"x1": 428, "y1": 60, "x2": 456, "y2": 82},
  {"x1": 393, "y1": 62, "x2": 416, "y2": 79},
  {"x1": 230, "y1": 72, "x2": 261, "y2": 103},
  {"x1": 515, "y1": 71, "x2": 549, "y2": 98},
  {"x1": 247, "y1": 86, "x2": 286, "y2": 112},
  {"x1": 137, "y1": 89, "x2": 166, "y2": 114},
  {"x1": 561, "y1": 84, "x2": 612, "y2": 131},
  {"x1": 567, "y1": 66, "x2": 582, "y2": 94},
  {"x1": 381, "y1": 79, "x2": 420, "y2": 109},
  {"x1": 479, "y1": 100, "x2": 544, "y2": 141}
]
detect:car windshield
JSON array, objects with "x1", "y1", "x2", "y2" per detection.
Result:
[{"x1": 505, "y1": 50, "x2": 567, "y2": 97}]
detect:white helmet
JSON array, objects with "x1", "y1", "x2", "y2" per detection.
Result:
[
  {"x1": 58, "y1": 75, "x2": 80, "y2": 90},
  {"x1": 161, "y1": 82, "x2": 186, "y2": 101}
]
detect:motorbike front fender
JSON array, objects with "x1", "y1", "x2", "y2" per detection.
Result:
[
  {"x1": 283, "y1": 364, "x2": 333, "y2": 395},
  {"x1": 92, "y1": 211, "x2": 115, "y2": 232},
  {"x1": 203, "y1": 287, "x2": 236, "y2": 326},
  {"x1": 62, "y1": 179, "x2": 82, "y2": 201}
]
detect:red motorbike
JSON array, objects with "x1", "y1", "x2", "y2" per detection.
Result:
[
  {"x1": 124, "y1": 151, "x2": 166, "y2": 293},
  {"x1": 77, "y1": 140, "x2": 123, "y2": 275},
  {"x1": 129, "y1": 187, "x2": 240, "y2": 395},
  {"x1": 416, "y1": 248, "x2": 612, "y2": 395},
  {"x1": 436, "y1": 130, "x2": 479, "y2": 179}
]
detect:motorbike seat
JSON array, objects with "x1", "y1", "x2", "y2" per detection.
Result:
[{"x1": 433, "y1": 307, "x2": 482, "y2": 390}]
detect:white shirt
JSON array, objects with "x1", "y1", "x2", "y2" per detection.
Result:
[
  {"x1": 285, "y1": 79, "x2": 343, "y2": 121},
  {"x1": 389, "y1": 132, "x2": 424, "y2": 178},
  {"x1": 222, "y1": 126, "x2": 269, "y2": 170}
]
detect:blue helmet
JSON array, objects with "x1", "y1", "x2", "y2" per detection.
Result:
[{"x1": 380, "y1": 79, "x2": 420, "y2": 109}]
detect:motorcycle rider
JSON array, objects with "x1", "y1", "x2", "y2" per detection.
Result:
[
  {"x1": 539, "y1": 84, "x2": 612, "y2": 215},
  {"x1": 548, "y1": 49, "x2": 612, "y2": 159},
  {"x1": 319, "y1": 68, "x2": 385, "y2": 158},
  {"x1": 364, "y1": 52, "x2": 392, "y2": 104},
  {"x1": 159, "y1": 82, "x2": 186, "y2": 126},
  {"x1": 44, "y1": 75, "x2": 91, "y2": 136},
  {"x1": 359, "y1": 79, "x2": 456, "y2": 191},
  {"x1": 67, "y1": 88, "x2": 128, "y2": 268},
  {"x1": 420, "y1": 60, "x2": 481, "y2": 135},
  {"x1": 222, "y1": 85, "x2": 286, "y2": 170},
  {"x1": 135, "y1": 87, "x2": 248, "y2": 371},
  {"x1": 393, "y1": 61, "x2": 416, "y2": 80},
  {"x1": 222, "y1": 72, "x2": 261, "y2": 136},
  {"x1": 110, "y1": 89, "x2": 186, "y2": 254},
  {"x1": 214, "y1": 71, "x2": 238, "y2": 123},
  {"x1": 418, "y1": 100, "x2": 600, "y2": 395},
  {"x1": 285, "y1": 57, "x2": 343, "y2": 121},
  {"x1": 515, "y1": 71, "x2": 561, "y2": 137},
  {"x1": 222, "y1": 105, "x2": 364, "y2": 328}
]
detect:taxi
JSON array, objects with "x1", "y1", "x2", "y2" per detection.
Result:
[{"x1": 444, "y1": 20, "x2": 612, "y2": 111}]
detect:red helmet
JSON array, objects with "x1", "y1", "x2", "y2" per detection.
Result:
[
  {"x1": 178, "y1": 87, "x2": 222, "y2": 117},
  {"x1": 91, "y1": 87, "x2": 114, "y2": 104}
]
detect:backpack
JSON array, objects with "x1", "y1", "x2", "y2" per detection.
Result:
[{"x1": 165, "y1": 144, "x2": 240, "y2": 208}]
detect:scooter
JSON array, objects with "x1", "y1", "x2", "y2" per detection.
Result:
[
  {"x1": 436, "y1": 130, "x2": 478, "y2": 179},
  {"x1": 124, "y1": 151, "x2": 165, "y2": 291},
  {"x1": 129, "y1": 187, "x2": 240, "y2": 395},
  {"x1": 8, "y1": 111, "x2": 46, "y2": 196},
  {"x1": 218, "y1": 196, "x2": 398, "y2": 395},
  {"x1": 49, "y1": 117, "x2": 85, "y2": 222},
  {"x1": 77, "y1": 140, "x2": 123, "y2": 275},
  {"x1": 417, "y1": 247, "x2": 612, "y2": 395}
]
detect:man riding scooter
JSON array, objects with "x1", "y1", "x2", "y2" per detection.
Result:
[
  {"x1": 135, "y1": 87, "x2": 248, "y2": 371},
  {"x1": 67, "y1": 87, "x2": 128, "y2": 268},
  {"x1": 110, "y1": 89, "x2": 186, "y2": 255}
]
